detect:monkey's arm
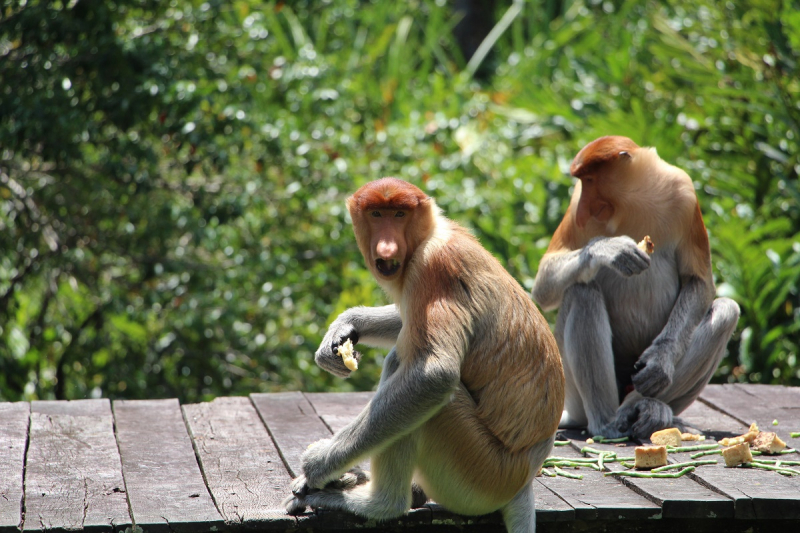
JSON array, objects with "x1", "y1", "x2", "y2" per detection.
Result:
[
  {"x1": 632, "y1": 275, "x2": 714, "y2": 397},
  {"x1": 315, "y1": 305, "x2": 403, "y2": 377},
  {"x1": 532, "y1": 236, "x2": 651, "y2": 311},
  {"x1": 297, "y1": 347, "x2": 461, "y2": 490}
]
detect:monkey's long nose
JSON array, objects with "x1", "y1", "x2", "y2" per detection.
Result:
[{"x1": 376, "y1": 239, "x2": 399, "y2": 259}]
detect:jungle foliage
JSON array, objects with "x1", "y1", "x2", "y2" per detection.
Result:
[{"x1": 1, "y1": 0, "x2": 798, "y2": 401}]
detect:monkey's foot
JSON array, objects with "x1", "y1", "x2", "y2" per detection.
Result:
[
  {"x1": 411, "y1": 483, "x2": 428, "y2": 508},
  {"x1": 303, "y1": 483, "x2": 409, "y2": 522},
  {"x1": 284, "y1": 493, "x2": 307, "y2": 515},
  {"x1": 611, "y1": 397, "x2": 674, "y2": 438}
]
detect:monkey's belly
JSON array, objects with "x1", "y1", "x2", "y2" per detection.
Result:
[{"x1": 597, "y1": 257, "x2": 679, "y2": 356}]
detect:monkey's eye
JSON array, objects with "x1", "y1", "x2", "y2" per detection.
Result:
[
  {"x1": 394, "y1": 211, "x2": 405, "y2": 218},
  {"x1": 371, "y1": 211, "x2": 381, "y2": 217}
]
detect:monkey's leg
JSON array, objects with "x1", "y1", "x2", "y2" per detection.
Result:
[
  {"x1": 301, "y1": 349, "x2": 422, "y2": 520},
  {"x1": 662, "y1": 297, "x2": 740, "y2": 415},
  {"x1": 555, "y1": 282, "x2": 619, "y2": 436},
  {"x1": 301, "y1": 432, "x2": 420, "y2": 521},
  {"x1": 612, "y1": 297, "x2": 740, "y2": 437},
  {"x1": 501, "y1": 483, "x2": 536, "y2": 533}
]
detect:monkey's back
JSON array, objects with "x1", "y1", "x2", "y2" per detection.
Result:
[{"x1": 404, "y1": 220, "x2": 564, "y2": 454}]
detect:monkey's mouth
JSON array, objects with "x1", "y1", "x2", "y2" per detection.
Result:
[{"x1": 375, "y1": 258, "x2": 401, "y2": 277}]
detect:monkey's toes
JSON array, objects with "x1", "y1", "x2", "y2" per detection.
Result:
[{"x1": 284, "y1": 494, "x2": 307, "y2": 516}]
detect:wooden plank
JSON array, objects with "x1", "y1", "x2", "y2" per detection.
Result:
[
  {"x1": 113, "y1": 399, "x2": 223, "y2": 533},
  {"x1": 701, "y1": 383, "x2": 800, "y2": 444},
  {"x1": 250, "y1": 392, "x2": 334, "y2": 477},
  {"x1": 538, "y1": 436, "x2": 661, "y2": 521},
  {"x1": 566, "y1": 432, "x2": 733, "y2": 519},
  {"x1": 304, "y1": 391, "x2": 374, "y2": 433},
  {"x1": 680, "y1": 394, "x2": 750, "y2": 438},
  {"x1": 650, "y1": 387, "x2": 800, "y2": 520},
  {"x1": 0, "y1": 402, "x2": 29, "y2": 533},
  {"x1": 24, "y1": 400, "x2": 130, "y2": 533},
  {"x1": 182, "y1": 397, "x2": 293, "y2": 528}
]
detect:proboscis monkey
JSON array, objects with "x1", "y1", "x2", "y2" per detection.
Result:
[
  {"x1": 531, "y1": 136, "x2": 740, "y2": 438},
  {"x1": 285, "y1": 178, "x2": 565, "y2": 533}
]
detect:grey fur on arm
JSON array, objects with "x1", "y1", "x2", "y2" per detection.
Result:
[
  {"x1": 632, "y1": 276, "x2": 713, "y2": 397},
  {"x1": 532, "y1": 236, "x2": 650, "y2": 310},
  {"x1": 296, "y1": 348, "x2": 461, "y2": 490}
]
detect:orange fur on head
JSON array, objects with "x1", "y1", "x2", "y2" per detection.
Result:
[
  {"x1": 347, "y1": 177, "x2": 429, "y2": 212},
  {"x1": 570, "y1": 135, "x2": 640, "y2": 178}
]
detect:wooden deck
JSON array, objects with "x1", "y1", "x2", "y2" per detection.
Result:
[{"x1": 2, "y1": 384, "x2": 800, "y2": 533}]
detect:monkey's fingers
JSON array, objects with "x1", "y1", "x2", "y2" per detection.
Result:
[
  {"x1": 283, "y1": 494, "x2": 307, "y2": 516},
  {"x1": 331, "y1": 330, "x2": 360, "y2": 357},
  {"x1": 290, "y1": 475, "x2": 311, "y2": 497}
]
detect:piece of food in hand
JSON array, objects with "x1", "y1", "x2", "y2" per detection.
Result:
[
  {"x1": 719, "y1": 422, "x2": 759, "y2": 447},
  {"x1": 681, "y1": 432, "x2": 706, "y2": 441},
  {"x1": 337, "y1": 338, "x2": 358, "y2": 371},
  {"x1": 637, "y1": 235, "x2": 655, "y2": 254},
  {"x1": 752, "y1": 431, "x2": 787, "y2": 454},
  {"x1": 634, "y1": 445, "x2": 668, "y2": 469},
  {"x1": 650, "y1": 427, "x2": 683, "y2": 447},
  {"x1": 722, "y1": 442, "x2": 753, "y2": 467}
]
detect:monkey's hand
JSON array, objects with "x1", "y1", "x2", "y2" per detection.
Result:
[
  {"x1": 587, "y1": 236, "x2": 651, "y2": 278},
  {"x1": 315, "y1": 319, "x2": 361, "y2": 378},
  {"x1": 632, "y1": 341, "x2": 677, "y2": 398},
  {"x1": 298, "y1": 437, "x2": 344, "y2": 490}
]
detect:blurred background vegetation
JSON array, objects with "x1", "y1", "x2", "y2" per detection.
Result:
[{"x1": 1, "y1": 0, "x2": 798, "y2": 402}]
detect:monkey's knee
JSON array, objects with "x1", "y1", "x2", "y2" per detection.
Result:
[
  {"x1": 561, "y1": 282, "x2": 605, "y2": 312},
  {"x1": 709, "y1": 297, "x2": 740, "y2": 337}
]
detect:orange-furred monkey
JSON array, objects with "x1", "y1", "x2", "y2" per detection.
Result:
[
  {"x1": 285, "y1": 178, "x2": 564, "y2": 533},
  {"x1": 532, "y1": 136, "x2": 740, "y2": 439}
]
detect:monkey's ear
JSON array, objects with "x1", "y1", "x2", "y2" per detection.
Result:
[{"x1": 570, "y1": 136, "x2": 639, "y2": 177}]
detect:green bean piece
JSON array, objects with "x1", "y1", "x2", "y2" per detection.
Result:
[
  {"x1": 752, "y1": 459, "x2": 800, "y2": 466},
  {"x1": 666, "y1": 443, "x2": 720, "y2": 453},
  {"x1": 591, "y1": 435, "x2": 630, "y2": 444},
  {"x1": 544, "y1": 460, "x2": 599, "y2": 470},
  {"x1": 546, "y1": 456, "x2": 600, "y2": 464},
  {"x1": 540, "y1": 468, "x2": 556, "y2": 477},
  {"x1": 605, "y1": 466, "x2": 695, "y2": 478},
  {"x1": 745, "y1": 462, "x2": 800, "y2": 476},
  {"x1": 581, "y1": 446, "x2": 615, "y2": 457},
  {"x1": 779, "y1": 449, "x2": 797, "y2": 454},
  {"x1": 790, "y1": 432, "x2": 800, "y2": 438},
  {"x1": 690, "y1": 450, "x2": 722, "y2": 459},
  {"x1": 553, "y1": 440, "x2": 571, "y2": 447},
  {"x1": 650, "y1": 460, "x2": 717, "y2": 472},
  {"x1": 554, "y1": 466, "x2": 584, "y2": 479}
]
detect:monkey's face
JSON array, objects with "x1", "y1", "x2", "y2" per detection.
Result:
[
  {"x1": 575, "y1": 176, "x2": 615, "y2": 228},
  {"x1": 366, "y1": 209, "x2": 410, "y2": 280}
]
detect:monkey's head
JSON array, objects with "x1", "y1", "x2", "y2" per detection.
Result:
[
  {"x1": 569, "y1": 136, "x2": 640, "y2": 229},
  {"x1": 347, "y1": 178, "x2": 435, "y2": 285}
]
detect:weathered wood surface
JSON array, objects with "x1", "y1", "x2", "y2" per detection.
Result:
[
  {"x1": 0, "y1": 402, "x2": 29, "y2": 533},
  {"x1": 1, "y1": 385, "x2": 800, "y2": 532},
  {"x1": 24, "y1": 400, "x2": 129, "y2": 533},
  {"x1": 113, "y1": 399, "x2": 223, "y2": 533},
  {"x1": 182, "y1": 397, "x2": 292, "y2": 527}
]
